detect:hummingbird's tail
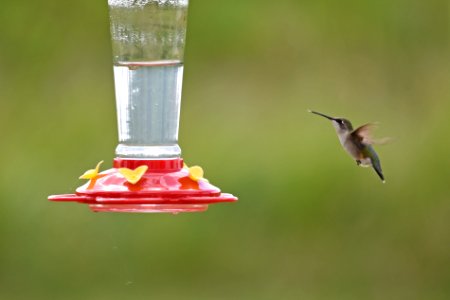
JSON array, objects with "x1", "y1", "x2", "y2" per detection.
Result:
[
  {"x1": 372, "y1": 163, "x2": 385, "y2": 183},
  {"x1": 366, "y1": 146, "x2": 385, "y2": 183}
]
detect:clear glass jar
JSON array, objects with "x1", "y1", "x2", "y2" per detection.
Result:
[{"x1": 108, "y1": 0, "x2": 188, "y2": 158}]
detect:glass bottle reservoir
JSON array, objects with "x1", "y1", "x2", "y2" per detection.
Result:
[{"x1": 109, "y1": 0, "x2": 188, "y2": 158}]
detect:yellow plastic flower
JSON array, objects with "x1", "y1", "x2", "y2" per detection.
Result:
[
  {"x1": 79, "y1": 161, "x2": 104, "y2": 180},
  {"x1": 118, "y1": 165, "x2": 148, "y2": 184},
  {"x1": 188, "y1": 166, "x2": 204, "y2": 182}
]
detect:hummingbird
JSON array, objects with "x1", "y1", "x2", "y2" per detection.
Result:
[{"x1": 308, "y1": 110, "x2": 386, "y2": 182}]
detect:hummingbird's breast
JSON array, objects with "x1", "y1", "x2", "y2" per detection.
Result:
[{"x1": 340, "y1": 134, "x2": 364, "y2": 160}]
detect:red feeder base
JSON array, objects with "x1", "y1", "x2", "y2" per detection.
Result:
[{"x1": 48, "y1": 158, "x2": 237, "y2": 213}]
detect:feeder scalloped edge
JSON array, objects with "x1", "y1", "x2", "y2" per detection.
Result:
[{"x1": 49, "y1": 158, "x2": 237, "y2": 213}]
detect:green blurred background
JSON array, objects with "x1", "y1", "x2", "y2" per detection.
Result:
[{"x1": 1, "y1": 0, "x2": 449, "y2": 299}]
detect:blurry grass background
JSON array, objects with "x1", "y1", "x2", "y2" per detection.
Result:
[{"x1": 0, "y1": 0, "x2": 449, "y2": 299}]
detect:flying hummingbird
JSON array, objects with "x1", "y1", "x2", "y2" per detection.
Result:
[{"x1": 308, "y1": 110, "x2": 386, "y2": 182}]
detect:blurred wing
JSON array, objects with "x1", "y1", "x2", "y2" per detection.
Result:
[
  {"x1": 352, "y1": 123, "x2": 392, "y2": 145},
  {"x1": 371, "y1": 137, "x2": 393, "y2": 145},
  {"x1": 351, "y1": 123, "x2": 377, "y2": 145}
]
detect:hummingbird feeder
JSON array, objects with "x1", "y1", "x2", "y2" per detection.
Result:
[{"x1": 48, "y1": 0, "x2": 237, "y2": 213}]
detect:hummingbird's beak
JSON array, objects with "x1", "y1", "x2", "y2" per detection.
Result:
[{"x1": 308, "y1": 110, "x2": 336, "y2": 121}]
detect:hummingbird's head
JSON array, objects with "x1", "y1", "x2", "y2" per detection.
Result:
[
  {"x1": 331, "y1": 118, "x2": 353, "y2": 133},
  {"x1": 308, "y1": 110, "x2": 353, "y2": 133}
]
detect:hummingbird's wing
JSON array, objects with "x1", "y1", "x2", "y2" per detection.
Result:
[
  {"x1": 351, "y1": 123, "x2": 377, "y2": 145},
  {"x1": 351, "y1": 123, "x2": 391, "y2": 146}
]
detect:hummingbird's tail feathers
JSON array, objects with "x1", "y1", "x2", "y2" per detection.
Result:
[{"x1": 372, "y1": 164, "x2": 385, "y2": 182}]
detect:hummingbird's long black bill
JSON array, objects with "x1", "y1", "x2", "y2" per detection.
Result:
[{"x1": 308, "y1": 109, "x2": 336, "y2": 121}]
